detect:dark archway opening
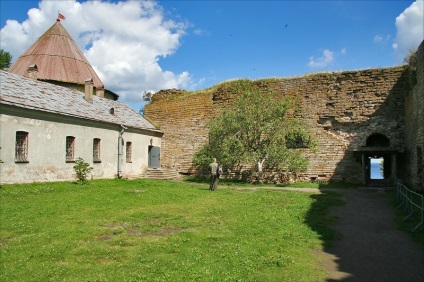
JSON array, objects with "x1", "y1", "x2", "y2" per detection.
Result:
[
  {"x1": 366, "y1": 133, "x2": 390, "y2": 147},
  {"x1": 355, "y1": 133, "x2": 397, "y2": 187}
]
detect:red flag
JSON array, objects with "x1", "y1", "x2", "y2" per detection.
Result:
[{"x1": 58, "y1": 13, "x2": 65, "y2": 20}]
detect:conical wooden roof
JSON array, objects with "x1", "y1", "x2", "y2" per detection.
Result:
[{"x1": 8, "y1": 20, "x2": 104, "y2": 89}]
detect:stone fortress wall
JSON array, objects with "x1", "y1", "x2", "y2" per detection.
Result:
[
  {"x1": 145, "y1": 40, "x2": 423, "y2": 190},
  {"x1": 404, "y1": 40, "x2": 424, "y2": 190}
]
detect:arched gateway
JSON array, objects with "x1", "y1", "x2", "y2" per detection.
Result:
[{"x1": 354, "y1": 133, "x2": 400, "y2": 186}]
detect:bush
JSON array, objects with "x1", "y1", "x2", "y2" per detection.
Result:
[{"x1": 73, "y1": 157, "x2": 93, "y2": 184}]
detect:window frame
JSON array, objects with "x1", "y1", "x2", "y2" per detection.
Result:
[
  {"x1": 126, "y1": 141, "x2": 132, "y2": 163},
  {"x1": 15, "y1": 131, "x2": 29, "y2": 163},
  {"x1": 66, "y1": 136, "x2": 75, "y2": 163},
  {"x1": 93, "y1": 138, "x2": 101, "y2": 163}
]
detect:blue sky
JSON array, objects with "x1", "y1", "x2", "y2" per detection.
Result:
[{"x1": 1, "y1": 1, "x2": 423, "y2": 111}]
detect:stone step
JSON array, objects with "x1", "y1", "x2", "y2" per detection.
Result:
[{"x1": 143, "y1": 168, "x2": 182, "y2": 180}]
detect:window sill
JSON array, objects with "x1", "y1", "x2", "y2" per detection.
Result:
[
  {"x1": 66, "y1": 160, "x2": 75, "y2": 163},
  {"x1": 15, "y1": 160, "x2": 29, "y2": 163}
]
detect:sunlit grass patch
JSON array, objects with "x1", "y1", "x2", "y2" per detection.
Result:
[{"x1": 0, "y1": 178, "x2": 342, "y2": 281}]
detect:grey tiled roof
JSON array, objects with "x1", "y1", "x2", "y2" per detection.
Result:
[{"x1": 0, "y1": 71, "x2": 159, "y2": 132}]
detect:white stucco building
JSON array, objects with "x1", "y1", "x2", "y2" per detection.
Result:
[
  {"x1": 0, "y1": 71, "x2": 162, "y2": 184},
  {"x1": 0, "y1": 18, "x2": 164, "y2": 184}
]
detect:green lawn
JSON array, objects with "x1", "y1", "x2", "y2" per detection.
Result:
[{"x1": 0, "y1": 179, "x2": 343, "y2": 281}]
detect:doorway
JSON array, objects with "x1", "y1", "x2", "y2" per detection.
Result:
[
  {"x1": 148, "y1": 146, "x2": 160, "y2": 168},
  {"x1": 364, "y1": 152, "x2": 393, "y2": 186},
  {"x1": 361, "y1": 133, "x2": 396, "y2": 186},
  {"x1": 370, "y1": 157, "x2": 384, "y2": 180}
]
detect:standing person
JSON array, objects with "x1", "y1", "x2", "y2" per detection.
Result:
[{"x1": 209, "y1": 158, "x2": 219, "y2": 191}]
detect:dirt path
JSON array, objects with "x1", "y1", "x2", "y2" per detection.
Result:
[
  {"x1": 321, "y1": 188, "x2": 424, "y2": 282},
  {"x1": 178, "y1": 181, "x2": 423, "y2": 280}
]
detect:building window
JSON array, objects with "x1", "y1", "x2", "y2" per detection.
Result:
[
  {"x1": 93, "y1": 138, "x2": 101, "y2": 163},
  {"x1": 126, "y1": 142, "x2": 132, "y2": 163},
  {"x1": 15, "y1": 131, "x2": 29, "y2": 163},
  {"x1": 66, "y1": 136, "x2": 75, "y2": 162}
]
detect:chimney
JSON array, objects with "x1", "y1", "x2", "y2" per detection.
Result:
[
  {"x1": 27, "y1": 64, "x2": 38, "y2": 80},
  {"x1": 96, "y1": 85, "x2": 105, "y2": 98},
  {"x1": 84, "y1": 78, "x2": 94, "y2": 103}
]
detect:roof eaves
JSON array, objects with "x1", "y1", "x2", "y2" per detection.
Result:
[{"x1": 0, "y1": 100, "x2": 162, "y2": 134}]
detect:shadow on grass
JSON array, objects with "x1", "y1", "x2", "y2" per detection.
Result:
[
  {"x1": 183, "y1": 176, "x2": 271, "y2": 187},
  {"x1": 305, "y1": 190, "x2": 345, "y2": 247},
  {"x1": 276, "y1": 182, "x2": 363, "y2": 189}
]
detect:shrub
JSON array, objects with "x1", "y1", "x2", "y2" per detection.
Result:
[{"x1": 73, "y1": 157, "x2": 93, "y2": 184}]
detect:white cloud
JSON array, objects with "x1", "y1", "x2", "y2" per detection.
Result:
[
  {"x1": 308, "y1": 49, "x2": 334, "y2": 68},
  {"x1": 0, "y1": 0, "x2": 193, "y2": 109},
  {"x1": 374, "y1": 35, "x2": 384, "y2": 43},
  {"x1": 393, "y1": 0, "x2": 424, "y2": 62},
  {"x1": 374, "y1": 34, "x2": 391, "y2": 44},
  {"x1": 193, "y1": 28, "x2": 210, "y2": 36}
]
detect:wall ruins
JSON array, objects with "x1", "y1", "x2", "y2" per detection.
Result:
[{"x1": 145, "y1": 41, "x2": 423, "y2": 190}]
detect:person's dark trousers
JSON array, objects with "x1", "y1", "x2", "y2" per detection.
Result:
[{"x1": 209, "y1": 175, "x2": 219, "y2": 191}]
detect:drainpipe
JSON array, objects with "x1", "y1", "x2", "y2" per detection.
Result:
[{"x1": 118, "y1": 125, "x2": 127, "y2": 178}]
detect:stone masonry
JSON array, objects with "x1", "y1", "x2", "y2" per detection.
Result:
[
  {"x1": 145, "y1": 42, "x2": 423, "y2": 190},
  {"x1": 404, "y1": 40, "x2": 424, "y2": 191}
]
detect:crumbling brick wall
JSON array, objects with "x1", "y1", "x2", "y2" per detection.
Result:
[{"x1": 144, "y1": 66, "x2": 408, "y2": 184}]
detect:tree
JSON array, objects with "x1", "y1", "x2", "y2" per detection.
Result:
[
  {"x1": 193, "y1": 80, "x2": 315, "y2": 175},
  {"x1": 0, "y1": 49, "x2": 12, "y2": 70},
  {"x1": 139, "y1": 91, "x2": 154, "y2": 115},
  {"x1": 73, "y1": 157, "x2": 93, "y2": 184},
  {"x1": 403, "y1": 48, "x2": 417, "y2": 68},
  {"x1": 404, "y1": 48, "x2": 418, "y2": 88}
]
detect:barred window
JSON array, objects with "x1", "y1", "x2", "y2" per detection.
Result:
[
  {"x1": 15, "y1": 131, "x2": 29, "y2": 163},
  {"x1": 66, "y1": 136, "x2": 75, "y2": 162},
  {"x1": 126, "y1": 142, "x2": 132, "y2": 163},
  {"x1": 93, "y1": 138, "x2": 101, "y2": 163}
]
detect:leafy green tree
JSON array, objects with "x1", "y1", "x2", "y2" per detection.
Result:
[
  {"x1": 193, "y1": 80, "x2": 315, "y2": 175},
  {"x1": 0, "y1": 49, "x2": 12, "y2": 70}
]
